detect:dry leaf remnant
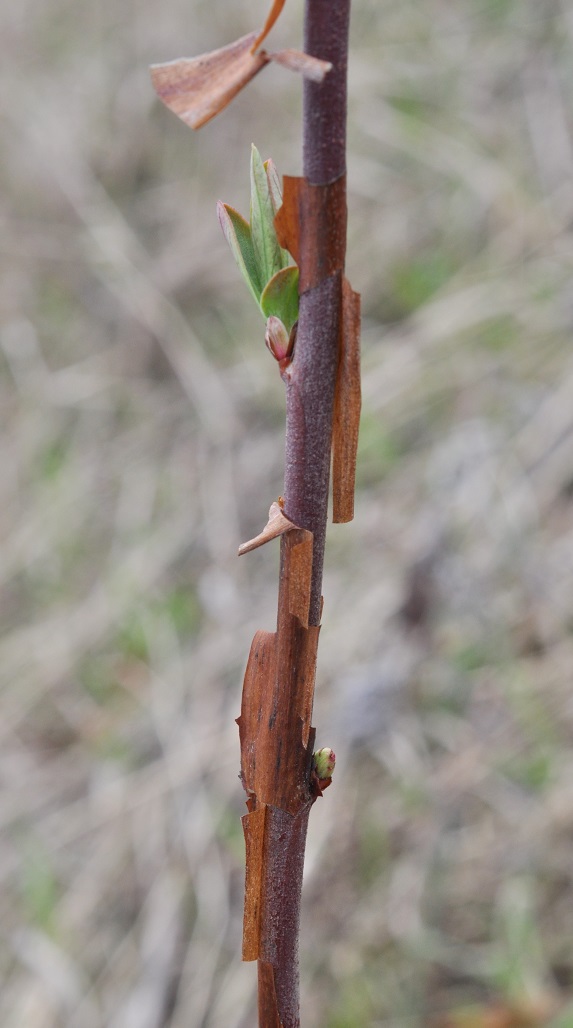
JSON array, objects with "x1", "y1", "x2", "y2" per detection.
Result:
[{"x1": 150, "y1": 0, "x2": 331, "y2": 132}]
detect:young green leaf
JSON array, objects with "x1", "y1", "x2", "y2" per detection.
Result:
[
  {"x1": 217, "y1": 201, "x2": 262, "y2": 305},
  {"x1": 265, "y1": 158, "x2": 292, "y2": 270},
  {"x1": 260, "y1": 265, "x2": 299, "y2": 332},
  {"x1": 250, "y1": 144, "x2": 285, "y2": 286},
  {"x1": 218, "y1": 148, "x2": 299, "y2": 351},
  {"x1": 264, "y1": 157, "x2": 283, "y2": 215}
]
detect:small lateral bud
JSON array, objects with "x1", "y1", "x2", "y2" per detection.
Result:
[
  {"x1": 265, "y1": 315, "x2": 290, "y2": 362},
  {"x1": 265, "y1": 317, "x2": 297, "y2": 378},
  {"x1": 313, "y1": 747, "x2": 335, "y2": 781}
]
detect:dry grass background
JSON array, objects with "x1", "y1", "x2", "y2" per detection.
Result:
[{"x1": 2, "y1": 0, "x2": 573, "y2": 1024}]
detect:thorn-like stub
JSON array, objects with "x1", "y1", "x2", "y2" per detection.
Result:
[{"x1": 238, "y1": 500, "x2": 297, "y2": 556}]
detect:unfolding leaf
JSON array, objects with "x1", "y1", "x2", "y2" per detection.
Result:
[
  {"x1": 264, "y1": 158, "x2": 285, "y2": 219},
  {"x1": 260, "y1": 265, "x2": 299, "y2": 332},
  {"x1": 219, "y1": 149, "x2": 296, "y2": 333},
  {"x1": 217, "y1": 201, "x2": 262, "y2": 304},
  {"x1": 250, "y1": 145, "x2": 287, "y2": 286}
]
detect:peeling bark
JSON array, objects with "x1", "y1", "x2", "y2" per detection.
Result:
[{"x1": 240, "y1": 2, "x2": 354, "y2": 1022}]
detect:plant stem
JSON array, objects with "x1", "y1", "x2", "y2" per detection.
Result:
[
  {"x1": 283, "y1": 0, "x2": 350, "y2": 625},
  {"x1": 303, "y1": 0, "x2": 350, "y2": 185},
  {"x1": 251, "y1": 2, "x2": 351, "y2": 1023},
  {"x1": 150, "y1": 4, "x2": 353, "y2": 1023}
]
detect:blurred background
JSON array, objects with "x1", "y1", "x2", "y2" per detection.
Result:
[{"x1": 2, "y1": 0, "x2": 573, "y2": 1024}]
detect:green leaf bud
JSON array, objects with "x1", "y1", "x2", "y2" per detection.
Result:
[
  {"x1": 218, "y1": 146, "x2": 299, "y2": 363},
  {"x1": 313, "y1": 748, "x2": 336, "y2": 781}
]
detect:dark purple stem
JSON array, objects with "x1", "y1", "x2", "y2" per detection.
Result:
[
  {"x1": 254, "y1": 4, "x2": 350, "y2": 1022},
  {"x1": 303, "y1": 0, "x2": 350, "y2": 184},
  {"x1": 283, "y1": 0, "x2": 350, "y2": 625}
]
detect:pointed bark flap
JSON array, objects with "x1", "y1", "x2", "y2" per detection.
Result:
[
  {"x1": 150, "y1": 33, "x2": 266, "y2": 130},
  {"x1": 237, "y1": 621, "x2": 315, "y2": 815},
  {"x1": 241, "y1": 806, "x2": 267, "y2": 961},
  {"x1": 275, "y1": 175, "x2": 347, "y2": 292},
  {"x1": 239, "y1": 504, "x2": 313, "y2": 629},
  {"x1": 237, "y1": 630, "x2": 278, "y2": 800},
  {"x1": 238, "y1": 500, "x2": 296, "y2": 556},
  {"x1": 332, "y1": 278, "x2": 361, "y2": 523}
]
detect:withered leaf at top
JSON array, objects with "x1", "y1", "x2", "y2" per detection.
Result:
[
  {"x1": 151, "y1": 17, "x2": 332, "y2": 132},
  {"x1": 150, "y1": 33, "x2": 266, "y2": 131}
]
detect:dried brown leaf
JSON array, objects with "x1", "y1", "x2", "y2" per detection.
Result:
[
  {"x1": 151, "y1": 0, "x2": 331, "y2": 134},
  {"x1": 150, "y1": 33, "x2": 266, "y2": 130}
]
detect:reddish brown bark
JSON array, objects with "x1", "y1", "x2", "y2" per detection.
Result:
[
  {"x1": 333, "y1": 278, "x2": 361, "y2": 524},
  {"x1": 237, "y1": 528, "x2": 319, "y2": 1027}
]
